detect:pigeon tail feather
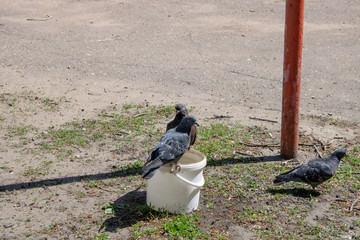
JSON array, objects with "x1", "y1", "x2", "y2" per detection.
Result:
[
  {"x1": 141, "y1": 168, "x2": 157, "y2": 179},
  {"x1": 141, "y1": 157, "x2": 164, "y2": 179},
  {"x1": 273, "y1": 174, "x2": 292, "y2": 185}
]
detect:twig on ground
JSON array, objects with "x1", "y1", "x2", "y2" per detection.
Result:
[
  {"x1": 350, "y1": 197, "x2": 360, "y2": 212},
  {"x1": 238, "y1": 141, "x2": 280, "y2": 147},
  {"x1": 249, "y1": 117, "x2": 278, "y2": 123},
  {"x1": 299, "y1": 143, "x2": 327, "y2": 147},
  {"x1": 114, "y1": 130, "x2": 129, "y2": 136},
  {"x1": 312, "y1": 136, "x2": 327, "y2": 151},
  {"x1": 237, "y1": 141, "x2": 327, "y2": 148},
  {"x1": 97, "y1": 186, "x2": 114, "y2": 192},
  {"x1": 75, "y1": 147, "x2": 82, "y2": 153},
  {"x1": 211, "y1": 115, "x2": 233, "y2": 119},
  {"x1": 313, "y1": 145, "x2": 323, "y2": 158},
  {"x1": 339, "y1": 171, "x2": 360, "y2": 174},
  {"x1": 133, "y1": 113, "x2": 146, "y2": 118},
  {"x1": 26, "y1": 15, "x2": 52, "y2": 21},
  {"x1": 281, "y1": 159, "x2": 300, "y2": 165},
  {"x1": 235, "y1": 151, "x2": 254, "y2": 157},
  {"x1": 100, "y1": 114, "x2": 115, "y2": 118}
]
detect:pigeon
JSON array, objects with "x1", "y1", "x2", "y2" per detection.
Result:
[
  {"x1": 166, "y1": 104, "x2": 188, "y2": 131},
  {"x1": 166, "y1": 104, "x2": 197, "y2": 149},
  {"x1": 142, "y1": 115, "x2": 198, "y2": 179},
  {"x1": 273, "y1": 149, "x2": 347, "y2": 189}
]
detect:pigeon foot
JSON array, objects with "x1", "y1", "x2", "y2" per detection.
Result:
[{"x1": 169, "y1": 163, "x2": 181, "y2": 173}]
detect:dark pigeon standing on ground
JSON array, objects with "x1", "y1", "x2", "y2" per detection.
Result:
[
  {"x1": 273, "y1": 149, "x2": 347, "y2": 189},
  {"x1": 142, "y1": 115, "x2": 198, "y2": 179},
  {"x1": 166, "y1": 104, "x2": 197, "y2": 149}
]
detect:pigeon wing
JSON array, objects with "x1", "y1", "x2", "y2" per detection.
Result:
[
  {"x1": 275, "y1": 164, "x2": 309, "y2": 183},
  {"x1": 141, "y1": 131, "x2": 189, "y2": 179},
  {"x1": 303, "y1": 158, "x2": 335, "y2": 183},
  {"x1": 282, "y1": 159, "x2": 333, "y2": 186},
  {"x1": 190, "y1": 125, "x2": 197, "y2": 147},
  {"x1": 158, "y1": 132, "x2": 190, "y2": 161}
]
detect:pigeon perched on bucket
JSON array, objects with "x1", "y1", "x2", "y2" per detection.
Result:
[
  {"x1": 142, "y1": 115, "x2": 199, "y2": 179},
  {"x1": 273, "y1": 149, "x2": 347, "y2": 190},
  {"x1": 166, "y1": 104, "x2": 197, "y2": 149}
]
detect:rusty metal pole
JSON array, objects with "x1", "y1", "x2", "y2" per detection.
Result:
[{"x1": 281, "y1": 0, "x2": 305, "y2": 159}]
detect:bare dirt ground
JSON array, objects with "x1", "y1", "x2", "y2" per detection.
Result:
[{"x1": 0, "y1": 0, "x2": 359, "y2": 239}]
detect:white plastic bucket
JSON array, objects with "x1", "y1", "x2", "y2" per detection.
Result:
[{"x1": 146, "y1": 149, "x2": 207, "y2": 214}]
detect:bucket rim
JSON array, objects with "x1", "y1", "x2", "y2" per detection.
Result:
[{"x1": 162, "y1": 149, "x2": 206, "y2": 170}]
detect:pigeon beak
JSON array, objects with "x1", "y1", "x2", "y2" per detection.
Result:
[{"x1": 194, "y1": 121, "x2": 199, "y2": 126}]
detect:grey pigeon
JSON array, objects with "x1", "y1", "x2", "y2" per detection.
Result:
[
  {"x1": 273, "y1": 149, "x2": 346, "y2": 189},
  {"x1": 166, "y1": 104, "x2": 197, "y2": 149},
  {"x1": 142, "y1": 115, "x2": 198, "y2": 179}
]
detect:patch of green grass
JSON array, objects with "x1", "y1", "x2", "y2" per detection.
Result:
[
  {"x1": 38, "y1": 221, "x2": 61, "y2": 236},
  {"x1": 22, "y1": 160, "x2": 54, "y2": 177},
  {"x1": 131, "y1": 212, "x2": 210, "y2": 239},
  {"x1": 132, "y1": 222, "x2": 157, "y2": 238},
  {"x1": 43, "y1": 129, "x2": 89, "y2": 147},
  {"x1": 104, "y1": 203, "x2": 167, "y2": 221},
  {"x1": 160, "y1": 213, "x2": 210, "y2": 239},
  {"x1": 1, "y1": 92, "x2": 69, "y2": 114},
  {"x1": 238, "y1": 206, "x2": 278, "y2": 225},
  {"x1": 94, "y1": 233, "x2": 109, "y2": 240},
  {"x1": 7, "y1": 124, "x2": 38, "y2": 137},
  {"x1": 193, "y1": 122, "x2": 359, "y2": 239},
  {"x1": 298, "y1": 220, "x2": 344, "y2": 239},
  {"x1": 83, "y1": 179, "x2": 99, "y2": 188},
  {"x1": 3, "y1": 103, "x2": 359, "y2": 239},
  {"x1": 113, "y1": 161, "x2": 143, "y2": 176},
  {"x1": 23, "y1": 167, "x2": 47, "y2": 177},
  {"x1": 34, "y1": 105, "x2": 173, "y2": 158},
  {"x1": 41, "y1": 97, "x2": 58, "y2": 111},
  {"x1": 330, "y1": 146, "x2": 360, "y2": 192},
  {"x1": 194, "y1": 123, "x2": 268, "y2": 165}
]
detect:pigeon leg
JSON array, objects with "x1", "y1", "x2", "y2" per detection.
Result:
[
  {"x1": 169, "y1": 163, "x2": 181, "y2": 173},
  {"x1": 169, "y1": 163, "x2": 175, "y2": 173},
  {"x1": 175, "y1": 164, "x2": 181, "y2": 172}
]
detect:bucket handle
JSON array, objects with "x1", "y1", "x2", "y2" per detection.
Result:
[{"x1": 173, "y1": 172, "x2": 205, "y2": 188}]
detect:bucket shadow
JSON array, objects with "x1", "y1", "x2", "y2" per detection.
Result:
[
  {"x1": 267, "y1": 187, "x2": 320, "y2": 198},
  {"x1": 99, "y1": 188, "x2": 170, "y2": 232}
]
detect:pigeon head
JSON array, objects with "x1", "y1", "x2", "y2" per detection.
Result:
[
  {"x1": 331, "y1": 149, "x2": 347, "y2": 160},
  {"x1": 174, "y1": 104, "x2": 188, "y2": 116},
  {"x1": 182, "y1": 115, "x2": 198, "y2": 125},
  {"x1": 177, "y1": 115, "x2": 198, "y2": 133},
  {"x1": 175, "y1": 103, "x2": 186, "y2": 111}
]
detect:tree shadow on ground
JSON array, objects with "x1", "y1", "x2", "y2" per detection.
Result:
[
  {"x1": 267, "y1": 187, "x2": 321, "y2": 198},
  {"x1": 99, "y1": 188, "x2": 170, "y2": 233},
  {"x1": 0, "y1": 154, "x2": 287, "y2": 192},
  {"x1": 0, "y1": 163, "x2": 142, "y2": 192},
  {"x1": 206, "y1": 154, "x2": 285, "y2": 167}
]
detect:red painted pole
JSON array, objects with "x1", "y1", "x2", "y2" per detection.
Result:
[{"x1": 281, "y1": 0, "x2": 305, "y2": 159}]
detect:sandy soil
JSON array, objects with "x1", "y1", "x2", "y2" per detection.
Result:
[{"x1": 0, "y1": 0, "x2": 359, "y2": 239}]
